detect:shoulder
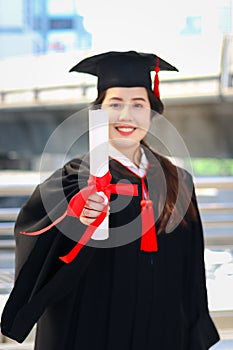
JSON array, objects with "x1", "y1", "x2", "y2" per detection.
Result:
[
  {"x1": 144, "y1": 144, "x2": 194, "y2": 184},
  {"x1": 176, "y1": 165, "x2": 194, "y2": 188},
  {"x1": 38, "y1": 156, "x2": 89, "y2": 189},
  {"x1": 63, "y1": 156, "x2": 90, "y2": 176}
]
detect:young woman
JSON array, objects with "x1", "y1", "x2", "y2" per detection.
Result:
[{"x1": 1, "y1": 51, "x2": 220, "y2": 349}]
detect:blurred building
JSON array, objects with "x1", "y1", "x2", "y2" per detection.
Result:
[
  {"x1": 180, "y1": 0, "x2": 232, "y2": 36},
  {"x1": 0, "y1": 0, "x2": 92, "y2": 58}
]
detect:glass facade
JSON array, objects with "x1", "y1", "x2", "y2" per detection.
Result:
[{"x1": 0, "y1": 0, "x2": 92, "y2": 57}]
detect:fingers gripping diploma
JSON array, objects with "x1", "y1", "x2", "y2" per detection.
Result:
[{"x1": 80, "y1": 192, "x2": 110, "y2": 226}]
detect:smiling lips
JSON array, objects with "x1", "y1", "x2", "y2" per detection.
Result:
[{"x1": 115, "y1": 125, "x2": 136, "y2": 136}]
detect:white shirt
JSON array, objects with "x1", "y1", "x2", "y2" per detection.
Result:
[{"x1": 109, "y1": 144, "x2": 148, "y2": 178}]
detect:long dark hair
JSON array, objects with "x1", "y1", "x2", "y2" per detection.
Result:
[{"x1": 92, "y1": 89, "x2": 197, "y2": 233}]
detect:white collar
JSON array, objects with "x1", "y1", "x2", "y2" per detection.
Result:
[{"x1": 109, "y1": 144, "x2": 148, "y2": 178}]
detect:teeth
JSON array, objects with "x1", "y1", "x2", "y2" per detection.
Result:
[{"x1": 117, "y1": 127, "x2": 134, "y2": 132}]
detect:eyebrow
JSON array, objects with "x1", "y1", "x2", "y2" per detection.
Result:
[
  {"x1": 108, "y1": 97, "x2": 147, "y2": 102},
  {"x1": 132, "y1": 97, "x2": 147, "y2": 102}
]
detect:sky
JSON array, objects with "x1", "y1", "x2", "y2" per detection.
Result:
[
  {"x1": 72, "y1": 0, "x2": 224, "y2": 75},
  {"x1": 0, "y1": 0, "x2": 229, "y2": 85}
]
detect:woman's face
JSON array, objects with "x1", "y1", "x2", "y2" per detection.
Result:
[{"x1": 101, "y1": 87, "x2": 151, "y2": 153}]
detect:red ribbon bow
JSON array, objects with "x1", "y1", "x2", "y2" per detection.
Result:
[
  {"x1": 21, "y1": 171, "x2": 158, "y2": 263},
  {"x1": 60, "y1": 171, "x2": 138, "y2": 263},
  {"x1": 21, "y1": 171, "x2": 138, "y2": 263}
]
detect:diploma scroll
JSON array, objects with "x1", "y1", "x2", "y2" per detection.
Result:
[{"x1": 89, "y1": 109, "x2": 109, "y2": 240}]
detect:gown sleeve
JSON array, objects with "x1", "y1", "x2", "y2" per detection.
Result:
[
  {"x1": 1, "y1": 159, "x2": 96, "y2": 343},
  {"x1": 184, "y1": 184, "x2": 220, "y2": 349}
]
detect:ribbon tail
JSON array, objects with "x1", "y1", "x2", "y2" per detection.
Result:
[
  {"x1": 20, "y1": 210, "x2": 68, "y2": 236},
  {"x1": 140, "y1": 204, "x2": 158, "y2": 252},
  {"x1": 59, "y1": 242, "x2": 85, "y2": 264},
  {"x1": 110, "y1": 183, "x2": 138, "y2": 196},
  {"x1": 59, "y1": 210, "x2": 107, "y2": 263}
]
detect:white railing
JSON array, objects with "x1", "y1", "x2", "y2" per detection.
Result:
[
  {"x1": 0, "y1": 74, "x2": 232, "y2": 109},
  {"x1": 0, "y1": 175, "x2": 232, "y2": 249},
  {"x1": 0, "y1": 76, "x2": 226, "y2": 108}
]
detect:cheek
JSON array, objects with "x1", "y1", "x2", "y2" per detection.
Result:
[
  {"x1": 137, "y1": 114, "x2": 151, "y2": 133},
  {"x1": 108, "y1": 115, "x2": 118, "y2": 135},
  {"x1": 108, "y1": 113, "x2": 116, "y2": 124},
  {"x1": 108, "y1": 122, "x2": 117, "y2": 138}
]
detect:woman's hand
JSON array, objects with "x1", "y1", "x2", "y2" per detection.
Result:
[{"x1": 79, "y1": 193, "x2": 109, "y2": 226}]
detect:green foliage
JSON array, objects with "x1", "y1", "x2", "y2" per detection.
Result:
[{"x1": 190, "y1": 158, "x2": 233, "y2": 176}]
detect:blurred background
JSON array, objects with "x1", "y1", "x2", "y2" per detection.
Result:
[{"x1": 0, "y1": 0, "x2": 232, "y2": 349}]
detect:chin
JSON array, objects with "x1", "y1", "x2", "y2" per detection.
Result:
[{"x1": 110, "y1": 138, "x2": 139, "y2": 150}]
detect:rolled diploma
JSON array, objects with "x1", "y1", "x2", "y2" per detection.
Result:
[{"x1": 89, "y1": 109, "x2": 109, "y2": 240}]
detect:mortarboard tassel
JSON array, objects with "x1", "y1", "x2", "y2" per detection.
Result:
[
  {"x1": 153, "y1": 57, "x2": 160, "y2": 99},
  {"x1": 140, "y1": 178, "x2": 158, "y2": 252}
]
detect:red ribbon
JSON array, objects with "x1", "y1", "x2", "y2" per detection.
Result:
[
  {"x1": 21, "y1": 171, "x2": 158, "y2": 263},
  {"x1": 21, "y1": 171, "x2": 138, "y2": 263},
  {"x1": 60, "y1": 171, "x2": 138, "y2": 263}
]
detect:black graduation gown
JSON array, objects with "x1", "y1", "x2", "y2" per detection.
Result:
[{"x1": 1, "y1": 149, "x2": 220, "y2": 350}]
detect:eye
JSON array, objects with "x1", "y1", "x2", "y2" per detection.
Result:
[
  {"x1": 109, "y1": 102, "x2": 123, "y2": 110},
  {"x1": 133, "y1": 103, "x2": 143, "y2": 109}
]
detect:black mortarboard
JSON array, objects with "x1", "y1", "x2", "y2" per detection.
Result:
[{"x1": 69, "y1": 51, "x2": 178, "y2": 98}]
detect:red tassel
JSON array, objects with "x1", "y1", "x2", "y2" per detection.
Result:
[
  {"x1": 153, "y1": 57, "x2": 160, "y2": 99},
  {"x1": 140, "y1": 199, "x2": 158, "y2": 252}
]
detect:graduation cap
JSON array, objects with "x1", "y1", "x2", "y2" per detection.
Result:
[{"x1": 69, "y1": 51, "x2": 178, "y2": 99}]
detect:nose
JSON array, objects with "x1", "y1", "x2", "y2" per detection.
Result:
[{"x1": 118, "y1": 104, "x2": 133, "y2": 121}]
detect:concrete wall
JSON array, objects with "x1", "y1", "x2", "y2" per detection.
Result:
[
  {"x1": 0, "y1": 99, "x2": 232, "y2": 170},
  {"x1": 164, "y1": 100, "x2": 233, "y2": 158}
]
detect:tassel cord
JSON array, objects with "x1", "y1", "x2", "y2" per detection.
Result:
[{"x1": 140, "y1": 177, "x2": 158, "y2": 252}]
